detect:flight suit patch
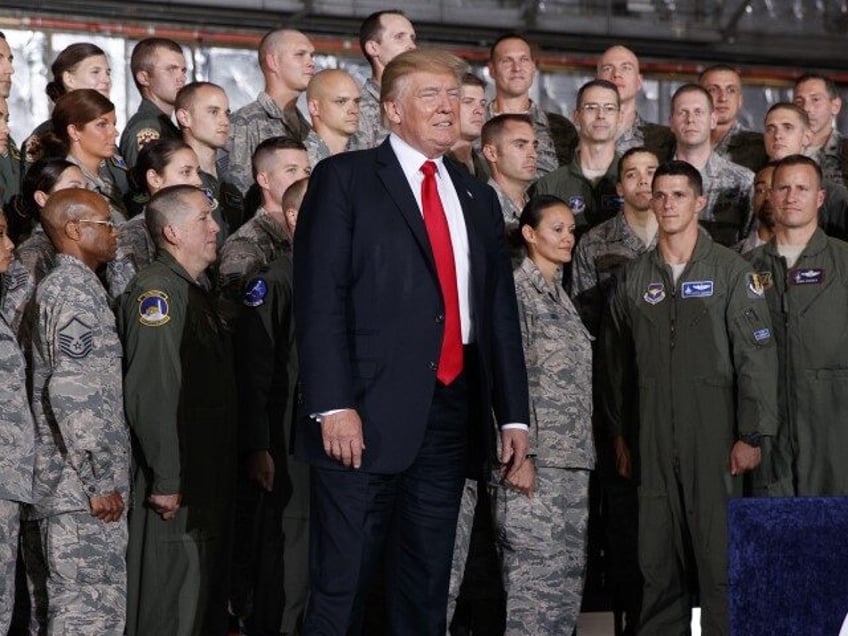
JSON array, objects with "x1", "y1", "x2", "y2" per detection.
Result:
[
  {"x1": 789, "y1": 268, "x2": 824, "y2": 285},
  {"x1": 643, "y1": 282, "x2": 665, "y2": 305},
  {"x1": 136, "y1": 128, "x2": 160, "y2": 150},
  {"x1": 746, "y1": 273, "x2": 766, "y2": 298},
  {"x1": 568, "y1": 196, "x2": 586, "y2": 216},
  {"x1": 243, "y1": 278, "x2": 268, "y2": 307},
  {"x1": 756, "y1": 271, "x2": 773, "y2": 290},
  {"x1": 138, "y1": 290, "x2": 170, "y2": 326},
  {"x1": 681, "y1": 280, "x2": 714, "y2": 298}
]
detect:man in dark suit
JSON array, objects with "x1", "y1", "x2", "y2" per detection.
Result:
[{"x1": 293, "y1": 49, "x2": 530, "y2": 635}]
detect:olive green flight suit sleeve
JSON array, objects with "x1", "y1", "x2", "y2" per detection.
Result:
[{"x1": 601, "y1": 270, "x2": 636, "y2": 440}]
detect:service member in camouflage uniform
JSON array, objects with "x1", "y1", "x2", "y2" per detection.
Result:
[
  {"x1": 228, "y1": 29, "x2": 313, "y2": 194},
  {"x1": 235, "y1": 247, "x2": 309, "y2": 635},
  {"x1": 603, "y1": 161, "x2": 777, "y2": 634},
  {"x1": 486, "y1": 34, "x2": 570, "y2": 177},
  {"x1": 596, "y1": 45, "x2": 676, "y2": 160},
  {"x1": 121, "y1": 185, "x2": 236, "y2": 636},
  {"x1": 304, "y1": 69, "x2": 362, "y2": 167},
  {"x1": 495, "y1": 195, "x2": 594, "y2": 634},
  {"x1": 30, "y1": 189, "x2": 129, "y2": 634},
  {"x1": 699, "y1": 65, "x2": 768, "y2": 172},
  {"x1": 669, "y1": 84, "x2": 754, "y2": 246},
  {"x1": 745, "y1": 155, "x2": 848, "y2": 497},
  {"x1": 793, "y1": 73, "x2": 848, "y2": 188},
  {"x1": 176, "y1": 81, "x2": 245, "y2": 236},
  {"x1": 356, "y1": 11, "x2": 417, "y2": 149},
  {"x1": 0, "y1": 209, "x2": 35, "y2": 633},
  {"x1": 535, "y1": 80, "x2": 624, "y2": 233},
  {"x1": 119, "y1": 38, "x2": 185, "y2": 169},
  {"x1": 218, "y1": 138, "x2": 309, "y2": 310}
]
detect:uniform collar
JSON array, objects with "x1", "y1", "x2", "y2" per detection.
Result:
[
  {"x1": 764, "y1": 226, "x2": 828, "y2": 259},
  {"x1": 519, "y1": 256, "x2": 562, "y2": 301}
]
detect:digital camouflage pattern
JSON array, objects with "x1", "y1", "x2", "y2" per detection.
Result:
[
  {"x1": 355, "y1": 78, "x2": 388, "y2": 150},
  {"x1": 695, "y1": 151, "x2": 754, "y2": 247},
  {"x1": 106, "y1": 215, "x2": 155, "y2": 300}
]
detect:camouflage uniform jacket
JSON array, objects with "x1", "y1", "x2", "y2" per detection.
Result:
[
  {"x1": 355, "y1": 77, "x2": 388, "y2": 150},
  {"x1": 304, "y1": 130, "x2": 360, "y2": 168},
  {"x1": 217, "y1": 208, "x2": 290, "y2": 303},
  {"x1": 572, "y1": 211, "x2": 656, "y2": 335},
  {"x1": 487, "y1": 178, "x2": 524, "y2": 234},
  {"x1": 106, "y1": 214, "x2": 156, "y2": 300},
  {"x1": 67, "y1": 155, "x2": 128, "y2": 224},
  {"x1": 713, "y1": 120, "x2": 767, "y2": 173},
  {"x1": 616, "y1": 112, "x2": 675, "y2": 161},
  {"x1": 486, "y1": 100, "x2": 559, "y2": 177},
  {"x1": 514, "y1": 257, "x2": 595, "y2": 469},
  {"x1": 6, "y1": 226, "x2": 57, "y2": 344},
  {"x1": 690, "y1": 151, "x2": 754, "y2": 247},
  {"x1": 0, "y1": 309, "x2": 35, "y2": 503},
  {"x1": 30, "y1": 253, "x2": 130, "y2": 519},
  {"x1": 0, "y1": 257, "x2": 36, "y2": 340},
  {"x1": 805, "y1": 128, "x2": 848, "y2": 188},
  {"x1": 227, "y1": 92, "x2": 311, "y2": 195},
  {"x1": 118, "y1": 98, "x2": 181, "y2": 170},
  {"x1": 533, "y1": 153, "x2": 622, "y2": 231}
]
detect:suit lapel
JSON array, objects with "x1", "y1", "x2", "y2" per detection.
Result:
[{"x1": 375, "y1": 140, "x2": 437, "y2": 275}]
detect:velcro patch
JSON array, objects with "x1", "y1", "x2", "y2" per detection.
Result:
[
  {"x1": 746, "y1": 273, "x2": 765, "y2": 298},
  {"x1": 753, "y1": 328, "x2": 771, "y2": 342},
  {"x1": 789, "y1": 268, "x2": 824, "y2": 285},
  {"x1": 681, "y1": 280, "x2": 714, "y2": 298},
  {"x1": 58, "y1": 317, "x2": 93, "y2": 358},
  {"x1": 643, "y1": 282, "x2": 665, "y2": 305},
  {"x1": 136, "y1": 128, "x2": 160, "y2": 150},
  {"x1": 568, "y1": 196, "x2": 586, "y2": 216},
  {"x1": 138, "y1": 290, "x2": 170, "y2": 326},
  {"x1": 243, "y1": 278, "x2": 268, "y2": 307}
]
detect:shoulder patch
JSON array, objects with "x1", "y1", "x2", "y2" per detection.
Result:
[
  {"x1": 243, "y1": 278, "x2": 268, "y2": 307},
  {"x1": 643, "y1": 282, "x2": 665, "y2": 305},
  {"x1": 757, "y1": 271, "x2": 773, "y2": 290},
  {"x1": 137, "y1": 290, "x2": 170, "y2": 326},
  {"x1": 568, "y1": 196, "x2": 586, "y2": 216},
  {"x1": 745, "y1": 272, "x2": 765, "y2": 298},
  {"x1": 136, "y1": 128, "x2": 160, "y2": 150},
  {"x1": 58, "y1": 317, "x2": 93, "y2": 358}
]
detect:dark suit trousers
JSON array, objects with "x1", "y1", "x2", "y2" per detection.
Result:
[{"x1": 303, "y1": 356, "x2": 477, "y2": 636}]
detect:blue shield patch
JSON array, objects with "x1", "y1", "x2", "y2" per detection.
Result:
[
  {"x1": 58, "y1": 317, "x2": 93, "y2": 359},
  {"x1": 567, "y1": 196, "x2": 586, "y2": 216},
  {"x1": 643, "y1": 282, "x2": 666, "y2": 305},
  {"x1": 681, "y1": 280, "x2": 714, "y2": 298},
  {"x1": 601, "y1": 194, "x2": 624, "y2": 213},
  {"x1": 243, "y1": 278, "x2": 269, "y2": 307},
  {"x1": 789, "y1": 268, "x2": 824, "y2": 285},
  {"x1": 138, "y1": 290, "x2": 170, "y2": 327}
]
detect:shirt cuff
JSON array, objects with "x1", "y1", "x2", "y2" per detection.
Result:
[
  {"x1": 500, "y1": 423, "x2": 529, "y2": 431},
  {"x1": 312, "y1": 408, "x2": 351, "y2": 421}
]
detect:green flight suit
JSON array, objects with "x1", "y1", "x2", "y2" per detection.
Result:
[
  {"x1": 745, "y1": 228, "x2": 848, "y2": 496},
  {"x1": 233, "y1": 254, "x2": 308, "y2": 634},
  {"x1": 604, "y1": 232, "x2": 778, "y2": 635},
  {"x1": 0, "y1": 138, "x2": 21, "y2": 237},
  {"x1": 120, "y1": 251, "x2": 237, "y2": 636},
  {"x1": 119, "y1": 98, "x2": 181, "y2": 170}
]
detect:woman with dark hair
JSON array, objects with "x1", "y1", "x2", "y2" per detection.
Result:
[
  {"x1": 106, "y1": 138, "x2": 206, "y2": 297},
  {"x1": 38, "y1": 89, "x2": 127, "y2": 223},
  {"x1": 494, "y1": 194, "x2": 595, "y2": 635}
]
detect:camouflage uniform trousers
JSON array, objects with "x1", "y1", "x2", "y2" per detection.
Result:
[
  {"x1": 494, "y1": 466, "x2": 590, "y2": 635},
  {"x1": 0, "y1": 499, "x2": 20, "y2": 633},
  {"x1": 39, "y1": 511, "x2": 128, "y2": 634},
  {"x1": 446, "y1": 477, "x2": 477, "y2": 627}
]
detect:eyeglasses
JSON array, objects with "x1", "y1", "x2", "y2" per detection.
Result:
[
  {"x1": 77, "y1": 219, "x2": 116, "y2": 229},
  {"x1": 580, "y1": 103, "x2": 620, "y2": 116}
]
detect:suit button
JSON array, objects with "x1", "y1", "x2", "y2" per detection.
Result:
[
  {"x1": 435, "y1": 314, "x2": 444, "y2": 324},
  {"x1": 428, "y1": 361, "x2": 438, "y2": 371}
]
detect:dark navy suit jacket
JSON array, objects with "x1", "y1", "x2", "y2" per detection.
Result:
[{"x1": 293, "y1": 138, "x2": 529, "y2": 474}]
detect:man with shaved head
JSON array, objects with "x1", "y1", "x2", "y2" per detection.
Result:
[
  {"x1": 121, "y1": 184, "x2": 236, "y2": 635},
  {"x1": 30, "y1": 188, "x2": 129, "y2": 633},
  {"x1": 596, "y1": 44, "x2": 675, "y2": 160},
  {"x1": 228, "y1": 28, "x2": 314, "y2": 193},
  {"x1": 304, "y1": 68, "x2": 362, "y2": 166}
]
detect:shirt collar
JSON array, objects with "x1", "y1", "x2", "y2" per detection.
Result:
[{"x1": 389, "y1": 133, "x2": 446, "y2": 181}]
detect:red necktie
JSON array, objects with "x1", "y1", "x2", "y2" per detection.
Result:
[{"x1": 420, "y1": 161, "x2": 463, "y2": 385}]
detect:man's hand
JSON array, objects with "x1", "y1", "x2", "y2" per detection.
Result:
[
  {"x1": 503, "y1": 457, "x2": 536, "y2": 498},
  {"x1": 148, "y1": 493, "x2": 182, "y2": 520},
  {"x1": 321, "y1": 409, "x2": 365, "y2": 469},
  {"x1": 730, "y1": 440, "x2": 761, "y2": 475},
  {"x1": 89, "y1": 491, "x2": 124, "y2": 523},
  {"x1": 613, "y1": 435, "x2": 632, "y2": 479},
  {"x1": 500, "y1": 428, "x2": 530, "y2": 482},
  {"x1": 248, "y1": 450, "x2": 275, "y2": 492}
]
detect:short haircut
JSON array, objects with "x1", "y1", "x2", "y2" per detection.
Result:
[
  {"x1": 652, "y1": 160, "x2": 704, "y2": 197},
  {"x1": 773, "y1": 153, "x2": 823, "y2": 189},
  {"x1": 671, "y1": 83, "x2": 714, "y2": 112},
  {"x1": 616, "y1": 147, "x2": 659, "y2": 183},
  {"x1": 381, "y1": 49, "x2": 467, "y2": 104},
  {"x1": 283, "y1": 177, "x2": 309, "y2": 211},
  {"x1": 765, "y1": 102, "x2": 810, "y2": 127},
  {"x1": 251, "y1": 136, "x2": 307, "y2": 181},
  {"x1": 462, "y1": 73, "x2": 487, "y2": 90},
  {"x1": 46, "y1": 43, "x2": 107, "y2": 102},
  {"x1": 174, "y1": 81, "x2": 223, "y2": 114},
  {"x1": 41, "y1": 188, "x2": 105, "y2": 241},
  {"x1": 698, "y1": 64, "x2": 740, "y2": 83},
  {"x1": 489, "y1": 33, "x2": 536, "y2": 63},
  {"x1": 518, "y1": 194, "x2": 569, "y2": 238},
  {"x1": 130, "y1": 38, "x2": 183, "y2": 91},
  {"x1": 794, "y1": 72, "x2": 839, "y2": 99},
  {"x1": 306, "y1": 68, "x2": 355, "y2": 101},
  {"x1": 134, "y1": 138, "x2": 193, "y2": 195},
  {"x1": 146, "y1": 184, "x2": 202, "y2": 248},
  {"x1": 359, "y1": 10, "x2": 407, "y2": 66},
  {"x1": 576, "y1": 78, "x2": 620, "y2": 109},
  {"x1": 481, "y1": 113, "x2": 533, "y2": 147}
]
